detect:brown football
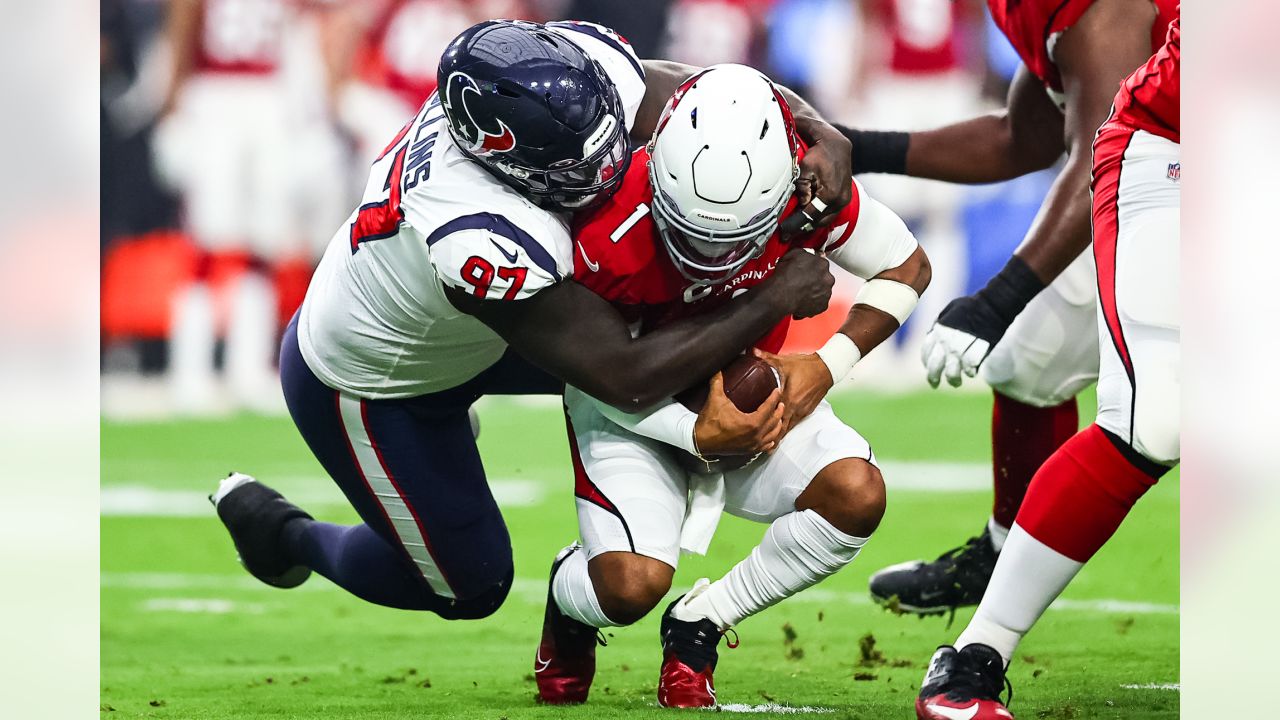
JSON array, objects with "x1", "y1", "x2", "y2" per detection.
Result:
[{"x1": 674, "y1": 354, "x2": 781, "y2": 474}]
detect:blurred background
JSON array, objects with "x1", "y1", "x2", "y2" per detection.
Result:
[{"x1": 99, "y1": 0, "x2": 1059, "y2": 419}]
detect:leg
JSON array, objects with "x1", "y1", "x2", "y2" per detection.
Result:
[
  {"x1": 274, "y1": 315, "x2": 513, "y2": 617},
  {"x1": 982, "y1": 261, "x2": 1099, "y2": 540},
  {"x1": 536, "y1": 391, "x2": 689, "y2": 704},
  {"x1": 871, "y1": 260, "x2": 1098, "y2": 615},
  {"x1": 675, "y1": 401, "x2": 880, "y2": 630},
  {"x1": 655, "y1": 403, "x2": 878, "y2": 707},
  {"x1": 955, "y1": 128, "x2": 1180, "y2": 665}
]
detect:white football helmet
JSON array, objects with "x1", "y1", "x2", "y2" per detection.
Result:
[{"x1": 648, "y1": 63, "x2": 800, "y2": 283}]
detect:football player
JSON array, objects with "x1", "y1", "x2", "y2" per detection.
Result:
[
  {"x1": 838, "y1": 0, "x2": 1178, "y2": 616},
  {"x1": 534, "y1": 64, "x2": 931, "y2": 707},
  {"x1": 210, "y1": 21, "x2": 850, "y2": 624},
  {"x1": 916, "y1": 14, "x2": 1179, "y2": 720}
]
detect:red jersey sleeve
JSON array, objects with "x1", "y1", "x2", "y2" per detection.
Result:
[{"x1": 780, "y1": 178, "x2": 862, "y2": 254}]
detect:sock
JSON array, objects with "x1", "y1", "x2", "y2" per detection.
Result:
[
  {"x1": 955, "y1": 523, "x2": 1081, "y2": 664},
  {"x1": 987, "y1": 516, "x2": 1010, "y2": 552},
  {"x1": 991, "y1": 392, "x2": 1078, "y2": 529},
  {"x1": 676, "y1": 509, "x2": 867, "y2": 629},
  {"x1": 551, "y1": 549, "x2": 619, "y2": 628},
  {"x1": 956, "y1": 424, "x2": 1164, "y2": 664},
  {"x1": 1016, "y1": 424, "x2": 1162, "y2": 563},
  {"x1": 281, "y1": 519, "x2": 443, "y2": 611}
]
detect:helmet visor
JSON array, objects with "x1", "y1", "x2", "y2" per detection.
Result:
[{"x1": 507, "y1": 115, "x2": 632, "y2": 211}]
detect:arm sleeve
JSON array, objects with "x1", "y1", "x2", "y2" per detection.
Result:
[
  {"x1": 572, "y1": 386, "x2": 700, "y2": 455},
  {"x1": 827, "y1": 180, "x2": 919, "y2": 280},
  {"x1": 421, "y1": 212, "x2": 568, "y2": 301}
]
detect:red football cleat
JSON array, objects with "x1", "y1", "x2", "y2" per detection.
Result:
[
  {"x1": 915, "y1": 645, "x2": 1014, "y2": 720},
  {"x1": 534, "y1": 545, "x2": 602, "y2": 704},
  {"x1": 656, "y1": 592, "x2": 732, "y2": 708}
]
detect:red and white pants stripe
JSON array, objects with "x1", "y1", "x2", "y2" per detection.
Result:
[{"x1": 1090, "y1": 124, "x2": 1181, "y2": 464}]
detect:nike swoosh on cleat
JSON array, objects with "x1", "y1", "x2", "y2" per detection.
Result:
[
  {"x1": 705, "y1": 680, "x2": 716, "y2": 699},
  {"x1": 925, "y1": 703, "x2": 979, "y2": 720},
  {"x1": 534, "y1": 651, "x2": 551, "y2": 673},
  {"x1": 490, "y1": 239, "x2": 519, "y2": 264},
  {"x1": 577, "y1": 242, "x2": 600, "y2": 272}
]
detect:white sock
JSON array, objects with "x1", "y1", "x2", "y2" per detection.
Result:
[
  {"x1": 170, "y1": 283, "x2": 217, "y2": 412},
  {"x1": 226, "y1": 272, "x2": 278, "y2": 407},
  {"x1": 987, "y1": 516, "x2": 1010, "y2": 552},
  {"x1": 551, "y1": 548, "x2": 620, "y2": 628},
  {"x1": 956, "y1": 522, "x2": 1084, "y2": 664},
  {"x1": 675, "y1": 509, "x2": 867, "y2": 629}
]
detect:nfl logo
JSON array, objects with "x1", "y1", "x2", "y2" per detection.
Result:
[{"x1": 1166, "y1": 163, "x2": 1181, "y2": 182}]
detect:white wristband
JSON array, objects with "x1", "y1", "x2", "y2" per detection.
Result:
[
  {"x1": 815, "y1": 332, "x2": 862, "y2": 384},
  {"x1": 855, "y1": 278, "x2": 919, "y2": 325}
]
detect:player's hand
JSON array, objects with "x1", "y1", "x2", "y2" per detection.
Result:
[
  {"x1": 693, "y1": 373, "x2": 786, "y2": 457},
  {"x1": 765, "y1": 249, "x2": 834, "y2": 319},
  {"x1": 752, "y1": 348, "x2": 830, "y2": 429},
  {"x1": 921, "y1": 293, "x2": 1011, "y2": 388},
  {"x1": 778, "y1": 125, "x2": 853, "y2": 239}
]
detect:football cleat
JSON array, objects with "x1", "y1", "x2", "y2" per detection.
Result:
[
  {"x1": 915, "y1": 644, "x2": 1014, "y2": 720},
  {"x1": 209, "y1": 473, "x2": 313, "y2": 589},
  {"x1": 869, "y1": 525, "x2": 998, "y2": 616},
  {"x1": 657, "y1": 582, "x2": 733, "y2": 708},
  {"x1": 535, "y1": 544, "x2": 602, "y2": 704}
]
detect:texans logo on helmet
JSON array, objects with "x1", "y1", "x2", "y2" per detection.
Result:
[{"x1": 443, "y1": 71, "x2": 517, "y2": 155}]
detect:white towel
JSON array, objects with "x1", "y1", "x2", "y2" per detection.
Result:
[{"x1": 679, "y1": 471, "x2": 726, "y2": 555}]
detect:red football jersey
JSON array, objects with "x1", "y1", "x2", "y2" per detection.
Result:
[
  {"x1": 571, "y1": 146, "x2": 860, "y2": 354},
  {"x1": 355, "y1": 0, "x2": 476, "y2": 110},
  {"x1": 883, "y1": 0, "x2": 962, "y2": 75},
  {"x1": 986, "y1": 0, "x2": 1177, "y2": 110},
  {"x1": 194, "y1": 0, "x2": 288, "y2": 75},
  {"x1": 1111, "y1": 12, "x2": 1179, "y2": 143}
]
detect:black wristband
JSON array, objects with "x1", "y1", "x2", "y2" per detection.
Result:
[
  {"x1": 975, "y1": 256, "x2": 1046, "y2": 325},
  {"x1": 835, "y1": 126, "x2": 910, "y2": 175}
]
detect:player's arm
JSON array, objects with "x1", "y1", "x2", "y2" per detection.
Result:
[
  {"x1": 1013, "y1": 0, "x2": 1156, "y2": 282},
  {"x1": 836, "y1": 64, "x2": 1065, "y2": 183},
  {"x1": 636, "y1": 60, "x2": 854, "y2": 234},
  {"x1": 445, "y1": 250, "x2": 833, "y2": 413},
  {"x1": 160, "y1": 0, "x2": 201, "y2": 118},
  {"x1": 759, "y1": 184, "x2": 930, "y2": 425},
  {"x1": 920, "y1": 0, "x2": 1159, "y2": 388},
  {"x1": 575, "y1": 375, "x2": 787, "y2": 458}
]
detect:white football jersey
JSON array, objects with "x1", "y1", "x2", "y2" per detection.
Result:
[{"x1": 298, "y1": 22, "x2": 646, "y2": 399}]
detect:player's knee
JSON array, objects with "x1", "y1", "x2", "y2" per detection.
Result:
[
  {"x1": 1132, "y1": 389, "x2": 1180, "y2": 465},
  {"x1": 797, "y1": 459, "x2": 886, "y2": 538},
  {"x1": 588, "y1": 553, "x2": 674, "y2": 626},
  {"x1": 433, "y1": 567, "x2": 514, "y2": 621}
]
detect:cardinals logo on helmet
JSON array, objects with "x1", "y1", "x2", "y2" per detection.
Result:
[{"x1": 442, "y1": 71, "x2": 517, "y2": 155}]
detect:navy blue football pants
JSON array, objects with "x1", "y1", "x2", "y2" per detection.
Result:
[{"x1": 279, "y1": 313, "x2": 562, "y2": 618}]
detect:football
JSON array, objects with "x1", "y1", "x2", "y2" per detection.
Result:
[{"x1": 674, "y1": 354, "x2": 782, "y2": 474}]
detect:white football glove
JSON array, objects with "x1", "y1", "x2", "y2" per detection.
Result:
[{"x1": 921, "y1": 323, "x2": 991, "y2": 388}]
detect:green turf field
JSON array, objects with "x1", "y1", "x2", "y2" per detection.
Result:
[{"x1": 101, "y1": 389, "x2": 1178, "y2": 719}]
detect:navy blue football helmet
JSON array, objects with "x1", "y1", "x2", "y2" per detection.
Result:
[{"x1": 437, "y1": 20, "x2": 632, "y2": 211}]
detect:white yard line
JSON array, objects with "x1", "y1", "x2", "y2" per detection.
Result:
[
  {"x1": 714, "y1": 704, "x2": 835, "y2": 714},
  {"x1": 1121, "y1": 683, "x2": 1180, "y2": 691},
  {"x1": 101, "y1": 478, "x2": 546, "y2": 516},
  {"x1": 141, "y1": 597, "x2": 265, "y2": 614},
  {"x1": 101, "y1": 461, "x2": 992, "y2": 517},
  {"x1": 102, "y1": 573, "x2": 1178, "y2": 616}
]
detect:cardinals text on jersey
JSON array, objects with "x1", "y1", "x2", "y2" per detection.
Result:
[{"x1": 571, "y1": 145, "x2": 860, "y2": 354}]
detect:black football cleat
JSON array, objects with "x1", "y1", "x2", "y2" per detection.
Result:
[
  {"x1": 534, "y1": 544, "x2": 602, "y2": 704},
  {"x1": 870, "y1": 525, "x2": 998, "y2": 616},
  {"x1": 657, "y1": 582, "x2": 732, "y2": 708},
  {"x1": 916, "y1": 644, "x2": 1013, "y2": 720},
  {"x1": 209, "y1": 473, "x2": 313, "y2": 589}
]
